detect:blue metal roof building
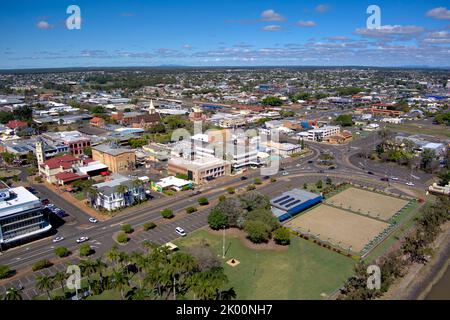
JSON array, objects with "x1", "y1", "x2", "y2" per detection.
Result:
[{"x1": 271, "y1": 189, "x2": 322, "y2": 222}]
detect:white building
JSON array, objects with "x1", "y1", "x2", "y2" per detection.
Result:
[
  {"x1": 307, "y1": 126, "x2": 340, "y2": 142},
  {"x1": 91, "y1": 174, "x2": 146, "y2": 211},
  {"x1": 0, "y1": 187, "x2": 51, "y2": 247}
]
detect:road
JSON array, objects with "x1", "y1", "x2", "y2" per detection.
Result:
[{"x1": 0, "y1": 132, "x2": 428, "y2": 298}]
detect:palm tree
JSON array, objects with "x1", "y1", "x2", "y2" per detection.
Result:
[
  {"x1": 36, "y1": 275, "x2": 55, "y2": 300},
  {"x1": 79, "y1": 259, "x2": 97, "y2": 293},
  {"x1": 53, "y1": 271, "x2": 67, "y2": 297},
  {"x1": 93, "y1": 258, "x2": 107, "y2": 291},
  {"x1": 111, "y1": 269, "x2": 129, "y2": 300},
  {"x1": 4, "y1": 287, "x2": 23, "y2": 300},
  {"x1": 116, "y1": 184, "x2": 129, "y2": 206},
  {"x1": 87, "y1": 187, "x2": 99, "y2": 208},
  {"x1": 106, "y1": 246, "x2": 121, "y2": 270},
  {"x1": 167, "y1": 252, "x2": 197, "y2": 299}
]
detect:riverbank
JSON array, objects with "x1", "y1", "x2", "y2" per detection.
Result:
[{"x1": 382, "y1": 222, "x2": 450, "y2": 300}]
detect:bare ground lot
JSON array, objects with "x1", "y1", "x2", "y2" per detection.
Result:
[
  {"x1": 284, "y1": 205, "x2": 390, "y2": 253},
  {"x1": 325, "y1": 187, "x2": 409, "y2": 221}
]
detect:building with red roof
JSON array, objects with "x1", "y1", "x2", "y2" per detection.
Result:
[
  {"x1": 38, "y1": 155, "x2": 83, "y2": 184},
  {"x1": 6, "y1": 120, "x2": 28, "y2": 130}
]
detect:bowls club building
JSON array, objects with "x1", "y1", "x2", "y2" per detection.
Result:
[{"x1": 271, "y1": 189, "x2": 323, "y2": 222}]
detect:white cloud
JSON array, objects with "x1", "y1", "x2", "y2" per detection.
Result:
[
  {"x1": 326, "y1": 36, "x2": 349, "y2": 41},
  {"x1": 297, "y1": 20, "x2": 317, "y2": 27},
  {"x1": 355, "y1": 25, "x2": 425, "y2": 39},
  {"x1": 261, "y1": 9, "x2": 286, "y2": 22},
  {"x1": 36, "y1": 20, "x2": 53, "y2": 29},
  {"x1": 182, "y1": 44, "x2": 193, "y2": 49},
  {"x1": 315, "y1": 4, "x2": 331, "y2": 13},
  {"x1": 261, "y1": 25, "x2": 283, "y2": 32},
  {"x1": 426, "y1": 7, "x2": 450, "y2": 20}
]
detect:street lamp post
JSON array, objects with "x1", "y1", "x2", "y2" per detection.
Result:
[{"x1": 222, "y1": 227, "x2": 226, "y2": 259}]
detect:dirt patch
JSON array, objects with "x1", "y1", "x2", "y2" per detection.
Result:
[{"x1": 205, "y1": 227, "x2": 289, "y2": 252}]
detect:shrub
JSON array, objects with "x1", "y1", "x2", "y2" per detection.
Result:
[
  {"x1": 270, "y1": 177, "x2": 277, "y2": 183},
  {"x1": 79, "y1": 244, "x2": 94, "y2": 257},
  {"x1": 34, "y1": 176, "x2": 43, "y2": 183},
  {"x1": 254, "y1": 178, "x2": 262, "y2": 185},
  {"x1": 0, "y1": 265, "x2": 12, "y2": 279},
  {"x1": 207, "y1": 209, "x2": 229, "y2": 230},
  {"x1": 226, "y1": 187, "x2": 235, "y2": 194},
  {"x1": 32, "y1": 259, "x2": 53, "y2": 271},
  {"x1": 219, "y1": 195, "x2": 226, "y2": 202},
  {"x1": 244, "y1": 220, "x2": 270, "y2": 243},
  {"x1": 198, "y1": 197, "x2": 209, "y2": 206},
  {"x1": 121, "y1": 224, "x2": 134, "y2": 234},
  {"x1": 143, "y1": 222, "x2": 157, "y2": 231},
  {"x1": 117, "y1": 232, "x2": 129, "y2": 244},
  {"x1": 272, "y1": 228, "x2": 291, "y2": 245},
  {"x1": 54, "y1": 247, "x2": 71, "y2": 258},
  {"x1": 161, "y1": 208, "x2": 174, "y2": 219},
  {"x1": 186, "y1": 207, "x2": 197, "y2": 214},
  {"x1": 246, "y1": 184, "x2": 256, "y2": 191}
]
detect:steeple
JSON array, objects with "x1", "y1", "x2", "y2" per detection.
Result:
[
  {"x1": 148, "y1": 100, "x2": 156, "y2": 115},
  {"x1": 35, "y1": 139, "x2": 45, "y2": 165}
]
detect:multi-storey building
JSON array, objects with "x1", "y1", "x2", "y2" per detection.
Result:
[
  {"x1": 307, "y1": 126, "x2": 340, "y2": 142},
  {"x1": 0, "y1": 187, "x2": 51, "y2": 248},
  {"x1": 90, "y1": 174, "x2": 146, "y2": 211},
  {"x1": 92, "y1": 144, "x2": 136, "y2": 173}
]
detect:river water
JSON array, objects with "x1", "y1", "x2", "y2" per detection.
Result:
[{"x1": 425, "y1": 264, "x2": 450, "y2": 300}]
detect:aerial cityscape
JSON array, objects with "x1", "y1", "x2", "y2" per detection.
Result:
[{"x1": 0, "y1": 0, "x2": 449, "y2": 306}]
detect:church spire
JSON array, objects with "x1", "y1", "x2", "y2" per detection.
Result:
[{"x1": 149, "y1": 99, "x2": 156, "y2": 114}]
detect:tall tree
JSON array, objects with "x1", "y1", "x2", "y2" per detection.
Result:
[{"x1": 36, "y1": 275, "x2": 55, "y2": 300}]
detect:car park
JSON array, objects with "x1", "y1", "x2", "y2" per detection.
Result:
[{"x1": 175, "y1": 227, "x2": 187, "y2": 237}]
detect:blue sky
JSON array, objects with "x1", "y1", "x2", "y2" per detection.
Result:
[{"x1": 1, "y1": 0, "x2": 449, "y2": 69}]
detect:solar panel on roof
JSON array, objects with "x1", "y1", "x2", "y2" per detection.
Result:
[
  {"x1": 273, "y1": 195, "x2": 290, "y2": 204},
  {"x1": 286, "y1": 199, "x2": 301, "y2": 208},
  {"x1": 279, "y1": 197, "x2": 295, "y2": 206}
]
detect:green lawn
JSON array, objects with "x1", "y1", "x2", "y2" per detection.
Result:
[
  {"x1": 386, "y1": 123, "x2": 450, "y2": 139},
  {"x1": 364, "y1": 200, "x2": 425, "y2": 262},
  {"x1": 175, "y1": 230, "x2": 355, "y2": 300}
]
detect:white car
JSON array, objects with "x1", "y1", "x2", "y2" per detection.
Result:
[
  {"x1": 390, "y1": 177, "x2": 399, "y2": 181},
  {"x1": 76, "y1": 236, "x2": 89, "y2": 243},
  {"x1": 282, "y1": 172, "x2": 289, "y2": 176},
  {"x1": 175, "y1": 227, "x2": 187, "y2": 237},
  {"x1": 88, "y1": 217, "x2": 98, "y2": 224},
  {"x1": 52, "y1": 236, "x2": 65, "y2": 243},
  {"x1": 406, "y1": 182, "x2": 415, "y2": 187}
]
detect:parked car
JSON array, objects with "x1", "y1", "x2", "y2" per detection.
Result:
[
  {"x1": 175, "y1": 227, "x2": 187, "y2": 237},
  {"x1": 88, "y1": 217, "x2": 98, "y2": 224},
  {"x1": 41, "y1": 199, "x2": 50, "y2": 205},
  {"x1": 390, "y1": 176, "x2": 399, "y2": 181},
  {"x1": 308, "y1": 160, "x2": 314, "y2": 164},
  {"x1": 240, "y1": 176, "x2": 248, "y2": 181},
  {"x1": 367, "y1": 171, "x2": 375, "y2": 175},
  {"x1": 406, "y1": 182, "x2": 415, "y2": 187},
  {"x1": 381, "y1": 177, "x2": 389, "y2": 182},
  {"x1": 76, "y1": 236, "x2": 89, "y2": 244},
  {"x1": 52, "y1": 236, "x2": 65, "y2": 243}
]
